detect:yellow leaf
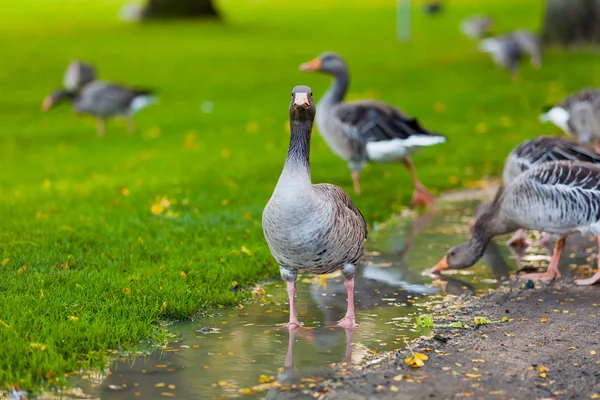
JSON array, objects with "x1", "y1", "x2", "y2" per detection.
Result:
[
  {"x1": 239, "y1": 388, "x2": 256, "y2": 395},
  {"x1": 155, "y1": 383, "x2": 165, "y2": 388},
  {"x1": 258, "y1": 375, "x2": 271, "y2": 384},
  {"x1": 68, "y1": 316, "x2": 78, "y2": 322},
  {"x1": 390, "y1": 385, "x2": 399, "y2": 393},
  {"x1": 541, "y1": 317, "x2": 548, "y2": 323},
  {"x1": 119, "y1": 187, "x2": 130, "y2": 196},
  {"x1": 591, "y1": 350, "x2": 597, "y2": 356},
  {"x1": 241, "y1": 246, "x2": 252, "y2": 255},
  {"x1": 472, "y1": 359, "x2": 486, "y2": 363},
  {"x1": 161, "y1": 393, "x2": 175, "y2": 397},
  {"x1": 168, "y1": 385, "x2": 175, "y2": 389},
  {"x1": 414, "y1": 353, "x2": 429, "y2": 361},
  {"x1": 568, "y1": 346, "x2": 576, "y2": 350},
  {"x1": 405, "y1": 355, "x2": 425, "y2": 368},
  {"x1": 465, "y1": 373, "x2": 480, "y2": 378},
  {"x1": 590, "y1": 394, "x2": 600, "y2": 399},
  {"x1": 392, "y1": 374, "x2": 403, "y2": 382}
]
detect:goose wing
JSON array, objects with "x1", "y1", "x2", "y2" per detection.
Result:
[
  {"x1": 313, "y1": 183, "x2": 367, "y2": 241},
  {"x1": 79, "y1": 82, "x2": 151, "y2": 115}
]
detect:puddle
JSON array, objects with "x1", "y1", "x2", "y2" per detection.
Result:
[{"x1": 72, "y1": 201, "x2": 518, "y2": 399}]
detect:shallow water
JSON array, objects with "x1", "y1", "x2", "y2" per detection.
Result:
[{"x1": 72, "y1": 202, "x2": 518, "y2": 400}]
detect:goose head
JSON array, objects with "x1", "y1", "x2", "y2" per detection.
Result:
[
  {"x1": 299, "y1": 52, "x2": 348, "y2": 76},
  {"x1": 290, "y1": 85, "x2": 316, "y2": 121},
  {"x1": 41, "y1": 89, "x2": 73, "y2": 111},
  {"x1": 431, "y1": 243, "x2": 478, "y2": 273}
]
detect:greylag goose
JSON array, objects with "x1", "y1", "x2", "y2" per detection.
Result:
[
  {"x1": 540, "y1": 89, "x2": 600, "y2": 151},
  {"x1": 299, "y1": 53, "x2": 446, "y2": 206},
  {"x1": 432, "y1": 160, "x2": 600, "y2": 285},
  {"x1": 42, "y1": 81, "x2": 155, "y2": 136},
  {"x1": 479, "y1": 35, "x2": 524, "y2": 79},
  {"x1": 262, "y1": 85, "x2": 367, "y2": 330},
  {"x1": 512, "y1": 30, "x2": 542, "y2": 68},
  {"x1": 472, "y1": 136, "x2": 600, "y2": 266},
  {"x1": 63, "y1": 60, "x2": 96, "y2": 91},
  {"x1": 460, "y1": 16, "x2": 494, "y2": 40}
]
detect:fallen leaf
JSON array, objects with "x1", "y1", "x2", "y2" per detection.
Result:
[
  {"x1": 541, "y1": 317, "x2": 548, "y2": 323},
  {"x1": 390, "y1": 385, "x2": 399, "y2": 393},
  {"x1": 405, "y1": 355, "x2": 425, "y2": 368},
  {"x1": 472, "y1": 359, "x2": 486, "y2": 363},
  {"x1": 393, "y1": 374, "x2": 403, "y2": 382},
  {"x1": 155, "y1": 383, "x2": 165, "y2": 388}
]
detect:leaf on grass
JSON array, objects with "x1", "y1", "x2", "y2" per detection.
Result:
[{"x1": 68, "y1": 316, "x2": 79, "y2": 322}]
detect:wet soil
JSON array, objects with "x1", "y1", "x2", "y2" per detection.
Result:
[{"x1": 308, "y1": 236, "x2": 600, "y2": 400}]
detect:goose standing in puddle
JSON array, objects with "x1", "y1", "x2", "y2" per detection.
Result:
[
  {"x1": 262, "y1": 86, "x2": 368, "y2": 330},
  {"x1": 433, "y1": 161, "x2": 600, "y2": 285},
  {"x1": 300, "y1": 53, "x2": 445, "y2": 206}
]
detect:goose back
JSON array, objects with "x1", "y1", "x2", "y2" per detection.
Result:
[{"x1": 499, "y1": 161, "x2": 600, "y2": 236}]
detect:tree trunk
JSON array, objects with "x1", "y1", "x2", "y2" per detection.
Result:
[
  {"x1": 142, "y1": 0, "x2": 219, "y2": 19},
  {"x1": 542, "y1": 0, "x2": 600, "y2": 45}
]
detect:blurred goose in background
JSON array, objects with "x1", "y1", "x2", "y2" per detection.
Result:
[
  {"x1": 422, "y1": 0, "x2": 442, "y2": 15},
  {"x1": 460, "y1": 16, "x2": 494, "y2": 40},
  {"x1": 479, "y1": 30, "x2": 542, "y2": 79},
  {"x1": 540, "y1": 89, "x2": 600, "y2": 151},
  {"x1": 63, "y1": 60, "x2": 96, "y2": 91},
  {"x1": 300, "y1": 52, "x2": 446, "y2": 206},
  {"x1": 471, "y1": 136, "x2": 600, "y2": 268},
  {"x1": 42, "y1": 81, "x2": 155, "y2": 136},
  {"x1": 433, "y1": 161, "x2": 600, "y2": 286},
  {"x1": 479, "y1": 35, "x2": 523, "y2": 79},
  {"x1": 262, "y1": 85, "x2": 368, "y2": 330},
  {"x1": 512, "y1": 30, "x2": 542, "y2": 68}
]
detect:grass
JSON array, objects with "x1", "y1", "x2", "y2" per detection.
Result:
[{"x1": 0, "y1": 0, "x2": 598, "y2": 391}]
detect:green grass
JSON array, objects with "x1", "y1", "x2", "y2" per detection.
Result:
[{"x1": 0, "y1": 0, "x2": 598, "y2": 391}]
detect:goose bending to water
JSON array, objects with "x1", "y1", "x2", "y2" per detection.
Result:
[
  {"x1": 42, "y1": 81, "x2": 155, "y2": 136},
  {"x1": 262, "y1": 85, "x2": 368, "y2": 329},
  {"x1": 63, "y1": 60, "x2": 96, "y2": 91},
  {"x1": 433, "y1": 161, "x2": 600, "y2": 285},
  {"x1": 300, "y1": 53, "x2": 446, "y2": 206},
  {"x1": 540, "y1": 89, "x2": 600, "y2": 151},
  {"x1": 472, "y1": 136, "x2": 600, "y2": 267}
]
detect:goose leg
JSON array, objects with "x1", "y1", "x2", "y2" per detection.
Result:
[
  {"x1": 285, "y1": 280, "x2": 301, "y2": 330},
  {"x1": 343, "y1": 328, "x2": 355, "y2": 365},
  {"x1": 334, "y1": 264, "x2": 357, "y2": 329},
  {"x1": 518, "y1": 237, "x2": 565, "y2": 282},
  {"x1": 281, "y1": 267, "x2": 301, "y2": 330},
  {"x1": 574, "y1": 235, "x2": 600, "y2": 286},
  {"x1": 351, "y1": 171, "x2": 361, "y2": 195},
  {"x1": 403, "y1": 157, "x2": 435, "y2": 207},
  {"x1": 126, "y1": 115, "x2": 136, "y2": 133},
  {"x1": 539, "y1": 233, "x2": 553, "y2": 255},
  {"x1": 97, "y1": 118, "x2": 106, "y2": 137},
  {"x1": 284, "y1": 329, "x2": 297, "y2": 368}
]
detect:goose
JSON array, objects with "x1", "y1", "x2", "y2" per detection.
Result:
[
  {"x1": 63, "y1": 60, "x2": 96, "y2": 92},
  {"x1": 460, "y1": 16, "x2": 494, "y2": 40},
  {"x1": 42, "y1": 81, "x2": 155, "y2": 136},
  {"x1": 432, "y1": 160, "x2": 600, "y2": 286},
  {"x1": 540, "y1": 89, "x2": 600, "y2": 152},
  {"x1": 479, "y1": 34, "x2": 524, "y2": 79},
  {"x1": 512, "y1": 30, "x2": 542, "y2": 68},
  {"x1": 300, "y1": 52, "x2": 446, "y2": 206},
  {"x1": 262, "y1": 85, "x2": 368, "y2": 330},
  {"x1": 472, "y1": 136, "x2": 600, "y2": 267}
]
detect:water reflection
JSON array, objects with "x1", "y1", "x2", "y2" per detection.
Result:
[{"x1": 73, "y1": 203, "x2": 515, "y2": 399}]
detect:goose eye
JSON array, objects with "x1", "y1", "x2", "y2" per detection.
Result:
[{"x1": 310, "y1": 92, "x2": 313, "y2": 96}]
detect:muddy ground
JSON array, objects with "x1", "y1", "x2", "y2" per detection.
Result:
[{"x1": 300, "y1": 238, "x2": 600, "y2": 400}]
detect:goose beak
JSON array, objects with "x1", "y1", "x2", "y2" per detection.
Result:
[
  {"x1": 299, "y1": 57, "x2": 321, "y2": 71},
  {"x1": 41, "y1": 96, "x2": 53, "y2": 112},
  {"x1": 431, "y1": 256, "x2": 449, "y2": 274},
  {"x1": 293, "y1": 93, "x2": 310, "y2": 110}
]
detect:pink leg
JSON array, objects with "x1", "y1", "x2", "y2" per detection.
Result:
[
  {"x1": 286, "y1": 281, "x2": 301, "y2": 330},
  {"x1": 351, "y1": 171, "x2": 361, "y2": 195},
  {"x1": 575, "y1": 235, "x2": 600, "y2": 286},
  {"x1": 337, "y1": 278, "x2": 356, "y2": 328},
  {"x1": 403, "y1": 157, "x2": 436, "y2": 207},
  {"x1": 539, "y1": 233, "x2": 553, "y2": 255},
  {"x1": 519, "y1": 237, "x2": 565, "y2": 282}
]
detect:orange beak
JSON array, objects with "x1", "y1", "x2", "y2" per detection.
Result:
[
  {"x1": 41, "y1": 96, "x2": 53, "y2": 112},
  {"x1": 431, "y1": 256, "x2": 449, "y2": 274},
  {"x1": 293, "y1": 92, "x2": 310, "y2": 110},
  {"x1": 299, "y1": 57, "x2": 322, "y2": 71}
]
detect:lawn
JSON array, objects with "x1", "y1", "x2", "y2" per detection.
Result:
[{"x1": 0, "y1": 0, "x2": 598, "y2": 392}]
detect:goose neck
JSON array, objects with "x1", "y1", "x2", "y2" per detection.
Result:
[
  {"x1": 281, "y1": 119, "x2": 312, "y2": 182},
  {"x1": 321, "y1": 68, "x2": 349, "y2": 106}
]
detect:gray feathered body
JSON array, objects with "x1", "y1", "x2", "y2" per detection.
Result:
[
  {"x1": 502, "y1": 136, "x2": 600, "y2": 184},
  {"x1": 63, "y1": 60, "x2": 96, "y2": 91},
  {"x1": 494, "y1": 161, "x2": 600, "y2": 237},
  {"x1": 72, "y1": 81, "x2": 154, "y2": 117},
  {"x1": 263, "y1": 182, "x2": 366, "y2": 277},
  {"x1": 316, "y1": 67, "x2": 445, "y2": 172}
]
